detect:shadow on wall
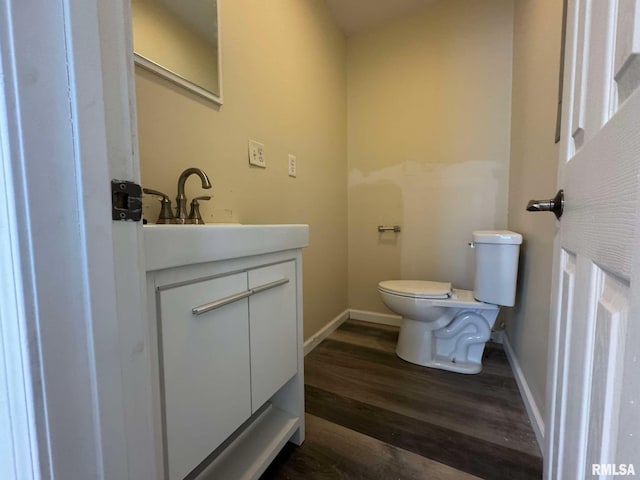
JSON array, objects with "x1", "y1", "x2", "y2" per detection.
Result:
[
  {"x1": 494, "y1": 238, "x2": 529, "y2": 330},
  {"x1": 349, "y1": 160, "x2": 507, "y2": 313},
  {"x1": 511, "y1": 238, "x2": 529, "y2": 319}
]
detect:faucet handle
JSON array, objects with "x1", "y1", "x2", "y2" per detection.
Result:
[
  {"x1": 187, "y1": 196, "x2": 211, "y2": 224},
  {"x1": 143, "y1": 188, "x2": 169, "y2": 198},
  {"x1": 143, "y1": 188, "x2": 176, "y2": 224}
]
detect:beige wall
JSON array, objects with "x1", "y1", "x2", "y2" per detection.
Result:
[
  {"x1": 136, "y1": 0, "x2": 348, "y2": 340},
  {"x1": 505, "y1": 0, "x2": 563, "y2": 420},
  {"x1": 347, "y1": 0, "x2": 514, "y2": 313}
]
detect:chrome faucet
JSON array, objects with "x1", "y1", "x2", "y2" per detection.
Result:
[{"x1": 175, "y1": 168, "x2": 212, "y2": 223}]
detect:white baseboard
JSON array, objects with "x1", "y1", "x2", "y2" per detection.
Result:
[
  {"x1": 349, "y1": 309, "x2": 402, "y2": 327},
  {"x1": 503, "y1": 334, "x2": 545, "y2": 452},
  {"x1": 303, "y1": 309, "x2": 350, "y2": 356}
]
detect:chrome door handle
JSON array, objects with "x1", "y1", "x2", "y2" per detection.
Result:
[
  {"x1": 191, "y1": 278, "x2": 289, "y2": 315},
  {"x1": 251, "y1": 278, "x2": 289, "y2": 295},
  {"x1": 192, "y1": 290, "x2": 252, "y2": 315},
  {"x1": 526, "y1": 189, "x2": 564, "y2": 219}
]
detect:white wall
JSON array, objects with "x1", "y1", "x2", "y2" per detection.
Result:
[
  {"x1": 347, "y1": 0, "x2": 515, "y2": 314},
  {"x1": 505, "y1": 0, "x2": 564, "y2": 424}
]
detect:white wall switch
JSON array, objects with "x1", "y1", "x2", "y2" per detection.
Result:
[
  {"x1": 248, "y1": 140, "x2": 266, "y2": 168},
  {"x1": 288, "y1": 154, "x2": 297, "y2": 177}
]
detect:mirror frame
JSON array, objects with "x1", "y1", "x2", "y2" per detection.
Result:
[{"x1": 133, "y1": 0, "x2": 223, "y2": 105}]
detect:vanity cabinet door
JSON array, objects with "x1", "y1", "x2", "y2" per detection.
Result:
[
  {"x1": 248, "y1": 261, "x2": 298, "y2": 411},
  {"x1": 159, "y1": 273, "x2": 251, "y2": 480}
]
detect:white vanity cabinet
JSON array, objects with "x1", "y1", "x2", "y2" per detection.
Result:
[{"x1": 144, "y1": 224, "x2": 308, "y2": 480}]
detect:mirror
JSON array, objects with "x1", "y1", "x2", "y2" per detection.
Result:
[{"x1": 131, "y1": 0, "x2": 222, "y2": 104}]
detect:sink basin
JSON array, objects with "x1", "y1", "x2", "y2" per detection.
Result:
[{"x1": 143, "y1": 224, "x2": 309, "y2": 271}]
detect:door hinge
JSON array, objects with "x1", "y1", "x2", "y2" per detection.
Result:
[{"x1": 111, "y1": 180, "x2": 142, "y2": 221}]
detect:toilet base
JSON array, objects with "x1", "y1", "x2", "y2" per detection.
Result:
[
  {"x1": 395, "y1": 309, "x2": 498, "y2": 374},
  {"x1": 396, "y1": 349, "x2": 482, "y2": 374}
]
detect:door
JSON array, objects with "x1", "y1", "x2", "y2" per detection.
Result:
[
  {"x1": 545, "y1": 0, "x2": 640, "y2": 478},
  {"x1": 0, "y1": 0, "x2": 154, "y2": 478}
]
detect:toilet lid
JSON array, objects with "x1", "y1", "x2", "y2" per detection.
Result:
[{"x1": 378, "y1": 280, "x2": 452, "y2": 299}]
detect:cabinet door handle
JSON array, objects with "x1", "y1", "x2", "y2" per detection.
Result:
[
  {"x1": 192, "y1": 290, "x2": 252, "y2": 316},
  {"x1": 191, "y1": 278, "x2": 289, "y2": 315},
  {"x1": 251, "y1": 278, "x2": 289, "y2": 295}
]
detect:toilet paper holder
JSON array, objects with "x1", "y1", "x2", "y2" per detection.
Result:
[{"x1": 378, "y1": 225, "x2": 401, "y2": 233}]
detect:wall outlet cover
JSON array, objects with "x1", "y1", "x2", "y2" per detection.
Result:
[
  {"x1": 288, "y1": 154, "x2": 297, "y2": 177},
  {"x1": 248, "y1": 140, "x2": 266, "y2": 168}
]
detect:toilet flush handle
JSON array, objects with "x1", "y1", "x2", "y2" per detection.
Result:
[{"x1": 468, "y1": 242, "x2": 475, "y2": 249}]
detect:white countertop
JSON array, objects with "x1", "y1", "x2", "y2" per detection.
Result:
[{"x1": 143, "y1": 224, "x2": 309, "y2": 271}]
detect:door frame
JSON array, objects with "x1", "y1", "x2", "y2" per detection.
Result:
[{"x1": 0, "y1": 0, "x2": 155, "y2": 478}]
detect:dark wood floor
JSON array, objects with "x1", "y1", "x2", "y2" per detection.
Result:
[{"x1": 261, "y1": 320, "x2": 542, "y2": 480}]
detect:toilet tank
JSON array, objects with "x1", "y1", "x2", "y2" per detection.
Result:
[{"x1": 472, "y1": 230, "x2": 523, "y2": 307}]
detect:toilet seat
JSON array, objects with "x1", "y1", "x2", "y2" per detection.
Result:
[
  {"x1": 378, "y1": 282, "x2": 498, "y2": 310},
  {"x1": 378, "y1": 280, "x2": 452, "y2": 299}
]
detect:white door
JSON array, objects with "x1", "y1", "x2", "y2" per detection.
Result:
[
  {"x1": 0, "y1": 0, "x2": 155, "y2": 478},
  {"x1": 545, "y1": 0, "x2": 640, "y2": 478}
]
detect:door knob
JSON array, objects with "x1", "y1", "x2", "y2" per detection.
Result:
[{"x1": 526, "y1": 189, "x2": 564, "y2": 219}]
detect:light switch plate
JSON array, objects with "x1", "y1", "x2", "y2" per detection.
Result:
[
  {"x1": 288, "y1": 154, "x2": 297, "y2": 177},
  {"x1": 248, "y1": 140, "x2": 266, "y2": 168}
]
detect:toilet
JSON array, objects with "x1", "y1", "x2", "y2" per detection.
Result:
[{"x1": 378, "y1": 230, "x2": 522, "y2": 374}]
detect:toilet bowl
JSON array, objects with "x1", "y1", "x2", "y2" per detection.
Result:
[{"x1": 378, "y1": 230, "x2": 522, "y2": 374}]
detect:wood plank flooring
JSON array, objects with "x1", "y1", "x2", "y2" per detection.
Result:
[{"x1": 261, "y1": 320, "x2": 542, "y2": 480}]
